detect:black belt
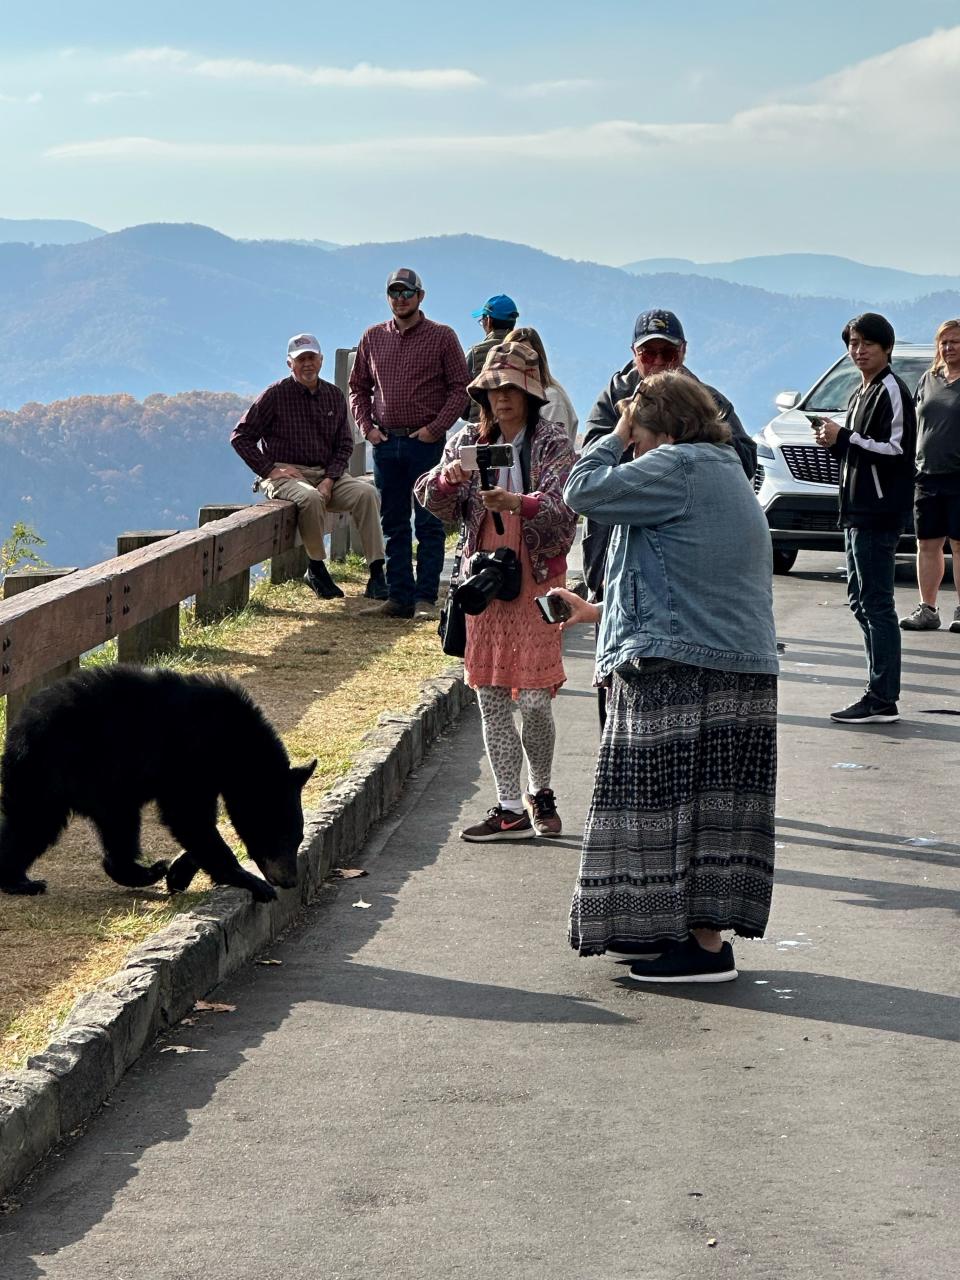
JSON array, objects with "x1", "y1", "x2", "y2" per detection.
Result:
[{"x1": 382, "y1": 425, "x2": 425, "y2": 437}]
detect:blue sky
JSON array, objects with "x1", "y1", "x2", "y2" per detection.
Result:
[{"x1": 2, "y1": 0, "x2": 958, "y2": 270}]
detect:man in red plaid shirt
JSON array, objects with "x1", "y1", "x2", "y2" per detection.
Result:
[
  {"x1": 349, "y1": 269, "x2": 469, "y2": 619},
  {"x1": 232, "y1": 333, "x2": 387, "y2": 601}
]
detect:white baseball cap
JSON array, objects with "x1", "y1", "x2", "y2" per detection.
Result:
[{"x1": 287, "y1": 333, "x2": 322, "y2": 359}]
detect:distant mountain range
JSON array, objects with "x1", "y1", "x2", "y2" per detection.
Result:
[
  {"x1": 621, "y1": 253, "x2": 960, "y2": 304},
  {"x1": 1, "y1": 223, "x2": 956, "y2": 424},
  {"x1": 0, "y1": 217, "x2": 106, "y2": 245}
]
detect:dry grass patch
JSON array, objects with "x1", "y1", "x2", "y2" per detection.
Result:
[{"x1": 0, "y1": 557, "x2": 457, "y2": 1071}]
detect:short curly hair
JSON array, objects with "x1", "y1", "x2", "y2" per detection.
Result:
[{"x1": 617, "y1": 371, "x2": 730, "y2": 445}]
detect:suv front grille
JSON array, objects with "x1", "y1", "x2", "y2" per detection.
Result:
[
  {"x1": 781, "y1": 445, "x2": 840, "y2": 486},
  {"x1": 753, "y1": 464, "x2": 765, "y2": 494}
]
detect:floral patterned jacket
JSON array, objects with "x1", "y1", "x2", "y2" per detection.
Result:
[{"x1": 414, "y1": 418, "x2": 578, "y2": 584}]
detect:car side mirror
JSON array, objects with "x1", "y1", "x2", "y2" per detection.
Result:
[{"x1": 775, "y1": 391, "x2": 800, "y2": 411}]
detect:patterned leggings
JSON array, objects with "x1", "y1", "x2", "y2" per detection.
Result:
[{"x1": 475, "y1": 685, "x2": 555, "y2": 808}]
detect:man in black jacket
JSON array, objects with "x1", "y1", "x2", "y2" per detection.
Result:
[
  {"x1": 580, "y1": 309, "x2": 756, "y2": 598},
  {"x1": 815, "y1": 312, "x2": 916, "y2": 724}
]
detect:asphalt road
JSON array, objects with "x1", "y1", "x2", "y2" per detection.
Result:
[{"x1": 2, "y1": 551, "x2": 958, "y2": 1280}]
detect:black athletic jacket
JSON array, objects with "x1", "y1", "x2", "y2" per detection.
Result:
[
  {"x1": 579, "y1": 361, "x2": 757, "y2": 597},
  {"x1": 827, "y1": 365, "x2": 916, "y2": 531}
]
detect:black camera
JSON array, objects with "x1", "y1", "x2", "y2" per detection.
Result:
[{"x1": 454, "y1": 548, "x2": 522, "y2": 615}]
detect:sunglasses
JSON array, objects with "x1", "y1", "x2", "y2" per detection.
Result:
[{"x1": 388, "y1": 287, "x2": 419, "y2": 300}]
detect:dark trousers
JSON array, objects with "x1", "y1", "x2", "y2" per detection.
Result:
[
  {"x1": 844, "y1": 526, "x2": 902, "y2": 704},
  {"x1": 372, "y1": 435, "x2": 445, "y2": 607}
]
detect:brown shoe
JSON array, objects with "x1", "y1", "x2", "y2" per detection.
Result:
[
  {"x1": 523, "y1": 788, "x2": 562, "y2": 835},
  {"x1": 359, "y1": 599, "x2": 415, "y2": 619},
  {"x1": 460, "y1": 806, "x2": 534, "y2": 842},
  {"x1": 414, "y1": 599, "x2": 439, "y2": 619}
]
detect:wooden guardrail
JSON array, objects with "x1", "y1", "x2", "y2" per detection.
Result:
[{"x1": 0, "y1": 501, "x2": 298, "y2": 702}]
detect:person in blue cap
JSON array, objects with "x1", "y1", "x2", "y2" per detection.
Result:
[{"x1": 463, "y1": 294, "x2": 520, "y2": 422}]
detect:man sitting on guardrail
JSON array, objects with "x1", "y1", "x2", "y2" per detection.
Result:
[{"x1": 231, "y1": 333, "x2": 387, "y2": 602}]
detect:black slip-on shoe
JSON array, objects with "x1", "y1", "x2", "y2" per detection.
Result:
[
  {"x1": 304, "y1": 563, "x2": 345, "y2": 600},
  {"x1": 627, "y1": 937, "x2": 738, "y2": 984}
]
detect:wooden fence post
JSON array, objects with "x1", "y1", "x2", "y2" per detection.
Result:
[
  {"x1": 3, "y1": 567, "x2": 78, "y2": 735},
  {"x1": 116, "y1": 531, "x2": 180, "y2": 661},
  {"x1": 195, "y1": 505, "x2": 250, "y2": 622},
  {"x1": 333, "y1": 346, "x2": 371, "y2": 561},
  {"x1": 270, "y1": 542, "x2": 308, "y2": 585}
]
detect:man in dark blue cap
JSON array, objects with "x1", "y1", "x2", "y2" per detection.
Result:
[
  {"x1": 580, "y1": 308, "x2": 757, "y2": 725},
  {"x1": 463, "y1": 294, "x2": 520, "y2": 422}
]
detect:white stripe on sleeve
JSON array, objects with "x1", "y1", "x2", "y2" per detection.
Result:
[{"x1": 848, "y1": 372, "x2": 904, "y2": 456}]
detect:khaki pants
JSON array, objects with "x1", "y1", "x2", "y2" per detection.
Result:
[{"x1": 262, "y1": 464, "x2": 385, "y2": 564}]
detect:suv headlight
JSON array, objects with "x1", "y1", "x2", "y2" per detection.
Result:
[{"x1": 756, "y1": 440, "x2": 776, "y2": 460}]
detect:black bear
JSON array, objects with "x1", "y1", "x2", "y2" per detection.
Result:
[{"x1": 0, "y1": 666, "x2": 317, "y2": 903}]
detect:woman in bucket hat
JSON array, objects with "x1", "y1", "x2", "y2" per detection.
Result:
[{"x1": 415, "y1": 342, "x2": 577, "y2": 840}]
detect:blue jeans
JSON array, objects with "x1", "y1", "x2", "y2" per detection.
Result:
[
  {"x1": 371, "y1": 435, "x2": 445, "y2": 607},
  {"x1": 844, "y1": 526, "x2": 902, "y2": 704}
]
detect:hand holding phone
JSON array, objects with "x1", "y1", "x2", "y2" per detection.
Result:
[{"x1": 535, "y1": 594, "x2": 572, "y2": 624}]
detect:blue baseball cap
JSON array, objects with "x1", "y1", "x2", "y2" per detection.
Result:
[
  {"x1": 471, "y1": 294, "x2": 519, "y2": 322},
  {"x1": 633, "y1": 309, "x2": 685, "y2": 347}
]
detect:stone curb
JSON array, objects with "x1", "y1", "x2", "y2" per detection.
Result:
[{"x1": 0, "y1": 668, "x2": 475, "y2": 1198}]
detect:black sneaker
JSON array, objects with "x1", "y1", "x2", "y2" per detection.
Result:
[
  {"x1": 363, "y1": 560, "x2": 389, "y2": 600},
  {"x1": 830, "y1": 695, "x2": 899, "y2": 724},
  {"x1": 627, "y1": 937, "x2": 737, "y2": 985},
  {"x1": 304, "y1": 562, "x2": 344, "y2": 600},
  {"x1": 900, "y1": 603, "x2": 940, "y2": 631},
  {"x1": 950, "y1": 606, "x2": 960, "y2": 634},
  {"x1": 460, "y1": 806, "x2": 534, "y2": 842}
]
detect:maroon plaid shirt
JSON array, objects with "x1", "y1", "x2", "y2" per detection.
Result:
[
  {"x1": 349, "y1": 313, "x2": 469, "y2": 443},
  {"x1": 231, "y1": 376, "x2": 354, "y2": 480}
]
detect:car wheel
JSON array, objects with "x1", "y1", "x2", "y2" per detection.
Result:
[{"x1": 772, "y1": 548, "x2": 798, "y2": 575}]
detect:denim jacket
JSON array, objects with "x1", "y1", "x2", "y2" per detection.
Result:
[{"x1": 563, "y1": 436, "x2": 778, "y2": 679}]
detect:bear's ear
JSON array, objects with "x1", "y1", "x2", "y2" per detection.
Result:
[{"x1": 291, "y1": 759, "x2": 318, "y2": 789}]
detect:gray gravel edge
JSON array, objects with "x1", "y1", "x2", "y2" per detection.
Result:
[{"x1": 0, "y1": 668, "x2": 474, "y2": 1198}]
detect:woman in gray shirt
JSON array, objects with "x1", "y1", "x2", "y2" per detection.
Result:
[{"x1": 900, "y1": 319, "x2": 960, "y2": 632}]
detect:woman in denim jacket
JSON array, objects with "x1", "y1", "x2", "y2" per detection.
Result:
[
  {"x1": 415, "y1": 342, "x2": 576, "y2": 842},
  {"x1": 552, "y1": 371, "x2": 778, "y2": 984}
]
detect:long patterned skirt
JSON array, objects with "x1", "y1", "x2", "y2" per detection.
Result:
[{"x1": 569, "y1": 660, "x2": 778, "y2": 956}]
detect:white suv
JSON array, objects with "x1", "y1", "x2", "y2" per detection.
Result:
[{"x1": 753, "y1": 342, "x2": 933, "y2": 573}]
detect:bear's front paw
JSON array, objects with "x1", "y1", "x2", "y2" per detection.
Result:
[
  {"x1": 166, "y1": 855, "x2": 197, "y2": 895},
  {"x1": 0, "y1": 876, "x2": 47, "y2": 896},
  {"x1": 248, "y1": 878, "x2": 278, "y2": 904},
  {"x1": 145, "y1": 860, "x2": 169, "y2": 885}
]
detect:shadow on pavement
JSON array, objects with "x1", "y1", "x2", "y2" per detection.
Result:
[
  {"x1": 613, "y1": 971, "x2": 960, "y2": 1043},
  {"x1": 778, "y1": 711, "x2": 960, "y2": 745},
  {"x1": 305, "y1": 962, "x2": 631, "y2": 1025},
  {"x1": 775, "y1": 867, "x2": 960, "y2": 916},
  {"x1": 775, "y1": 816, "x2": 960, "y2": 870}
]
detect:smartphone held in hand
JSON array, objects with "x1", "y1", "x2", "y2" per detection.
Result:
[
  {"x1": 535, "y1": 594, "x2": 572, "y2": 625},
  {"x1": 458, "y1": 443, "x2": 515, "y2": 471}
]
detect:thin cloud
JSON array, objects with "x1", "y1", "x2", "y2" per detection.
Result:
[
  {"x1": 121, "y1": 46, "x2": 483, "y2": 90},
  {"x1": 518, "y1": 78, "x2": 596, "y2": 97},
  {"x1": 85, "y1": 89, "x2": 150, "y2": 104},
  {"x1": 0, "y1": 91, "x2": 42, "y2": 105},
  {"x1": 47, "y1": 27, "x2": 960, "y2": 165}
]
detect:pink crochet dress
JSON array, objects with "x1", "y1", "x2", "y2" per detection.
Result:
[{"x1": 464, "y1": 509, "x2": 566, "y2": 695}]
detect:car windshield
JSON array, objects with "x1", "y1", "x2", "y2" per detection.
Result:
[{"x1": 803, "y1": 354, "x2": 930, "y2": 410}]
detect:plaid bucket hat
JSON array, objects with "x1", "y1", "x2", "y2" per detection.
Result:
[{"x1": 466, "y1": 340, "x2": 548, "y2": 406}]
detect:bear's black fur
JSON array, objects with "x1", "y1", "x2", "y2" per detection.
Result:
[{"x1": 0, "y1": 666, "x2": 316, "y2": 902}]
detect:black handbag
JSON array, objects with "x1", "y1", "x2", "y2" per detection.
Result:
[{"x1": 438, "y1": 524, "x2": 468, "y2": 657}]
